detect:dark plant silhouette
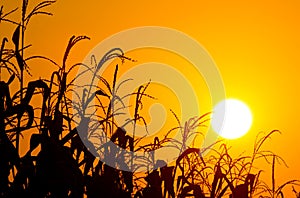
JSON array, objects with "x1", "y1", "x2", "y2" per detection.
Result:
[{"x1": 0, "y1": 1, "x2": 299, "y2": 198}]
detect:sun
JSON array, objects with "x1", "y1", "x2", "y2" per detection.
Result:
[{"x1": 211, "y1": 99, "x2": 253, "y2": 139}]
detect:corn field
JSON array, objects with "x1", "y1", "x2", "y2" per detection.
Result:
[{"x1": 0, "y1": 1, "x2": 299, "y2": 197}]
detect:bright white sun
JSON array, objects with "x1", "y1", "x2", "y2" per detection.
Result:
[{"x1": 211, "y1": 99, "x2": 253, "y2": 139}]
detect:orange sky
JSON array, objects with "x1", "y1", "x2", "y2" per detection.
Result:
[{"x1": 2, "y1": 0, "x2": 300, "y2": 196}]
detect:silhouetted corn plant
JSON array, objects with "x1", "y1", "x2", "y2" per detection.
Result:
[
  {"x1": 168, "y1": 110, "x2": 210, "y2": 154},
  {"x1": 1, "y1": 1, "x2": 300, "y2": 198},
  {"x1": 255, "y1": 154, "x2": 300, "y2": 198},
  {"x1": 12, "y1": 0, "x2": 55, "y2": 155}
]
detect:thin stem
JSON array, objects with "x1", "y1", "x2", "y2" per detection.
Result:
[
  {"x1": 16, "y1": 1, "x2": 26, "y2": 156},
  {"x1": 272, "y1": 155, "x2": 275, "y2": 197}
]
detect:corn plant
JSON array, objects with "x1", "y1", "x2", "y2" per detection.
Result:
[{"x1": 1, "y1": 1, "x2": 300, "y2": 198}]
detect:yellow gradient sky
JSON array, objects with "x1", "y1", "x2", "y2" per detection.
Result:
[{"x1": 2, "y1": 0, "x2": 300, "y2": 195}]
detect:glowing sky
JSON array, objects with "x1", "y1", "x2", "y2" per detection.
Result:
[{"x1": 2, "y1": 0, "x2": 300, "y2": 196}]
